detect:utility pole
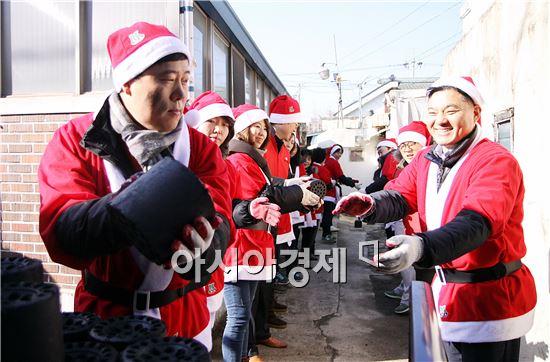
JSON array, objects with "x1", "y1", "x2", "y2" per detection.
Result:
[{"x1": 403, "y1": 57, "x2": 423, "y2": 79}]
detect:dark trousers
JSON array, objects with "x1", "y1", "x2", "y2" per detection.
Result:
[
  {"x1": 247, "y1": 281, "x2": 272, "y2": 355},
  {"x1": 276, "y1": 239, "x2": 299, "y2": 275},
  {"x1": 320, "y1": 201, "x2": 336, "y2": 237},
  {"x1": 444, "y1": 338, "x2": 521, "y2": 362},
  {"x1": 301, "y1": 226, "x2": 317, "y2": 254}
]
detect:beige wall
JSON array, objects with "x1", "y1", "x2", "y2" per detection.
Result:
[{"x1": 442, "y1": 2, "x2": 550, "y2": 359}]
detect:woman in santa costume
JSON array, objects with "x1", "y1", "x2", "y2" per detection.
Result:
[
  {"x1": 223, "y1": 104, "x2": 319, "y2": 361},
  {"x1": 299, "y1": 147, "x2": 333, "y2": 259},
  {"x1": 321, "y1": 144, "x2": 359, "y2": 241},
  {"x1": 364, "y1": 138, "x2": 399, "y2": 194},
  {"x1": 38, "y1": 22, "x2": 232, "y2": 347},
  {"x1": 382, "y1": 121, "x2": 430, "y2": 315},
  {"x1": 187, "y1": 91, "x2": 282, "y2": 351},
  {"x1": 334, "y1": 76, "x2": 536, "y2": 361}
]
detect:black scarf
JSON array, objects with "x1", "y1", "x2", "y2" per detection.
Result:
[
  {"x1": 228, "y1": 139, "x2": 273, "y2": 180},
  {"x1": 425, "y1": 126, "x2": 478, "y2": 192}
]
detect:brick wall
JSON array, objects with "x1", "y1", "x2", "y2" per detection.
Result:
[{"x1": 1, "y1": 113, "x2": 86, "y2": 307}]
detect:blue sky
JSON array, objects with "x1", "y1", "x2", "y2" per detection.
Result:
[{"x1": 227, "y1": 0, "x2": 463, "y2": 118}]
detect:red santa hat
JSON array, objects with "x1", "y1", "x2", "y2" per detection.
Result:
[
  {"x1": 397, "y1": 121, "x2": 430, "y2": 147},
  {"x1": 430, "y1": 76, "x2": 484, "y2": 106},
  {"x1": 233, "y1": 104, "x2": 270, "y2": 134},
  {"x1": 376, "y1": 138, "x2": 397, "y2": 149},
  {"x1": 107, "y1": 22, "x2": 190, "y2": 91},
  {"x1": 185, "y1": 91, "x2": 234, "y2": 129},
  {"x1": 268, "y1": 95, "x2": 306, "y2": 124}
]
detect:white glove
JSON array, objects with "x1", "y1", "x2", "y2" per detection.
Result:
[
  {"x1": 284, "y1": 176, "x2": 312, "y2": 186},
  {"x1": 354, "y1": 183, "x2": 363, "y2": 190},
  {"x1": 374, "y1": 235, "x2": 423, "y2": 274},
  {"x1": 178, "y1": 216, "x2": 215, "y2": 259},
  {"x1": 299, "y1": 181, "x2": 321, "y2": 207}
]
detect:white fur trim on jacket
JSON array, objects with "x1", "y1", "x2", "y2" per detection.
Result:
[
  {"x1": 224, "y1": 265, "x2": 277, "y2": 282},
  {"x1": 276, "y1": 229, "x2": 295, "y2": 245}
]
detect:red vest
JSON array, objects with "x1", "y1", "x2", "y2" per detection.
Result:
[
  {"x1": 264, "y1": 134, "x2": 293, "y2": 243},
  {"x1": 224, "y1": 152, "x2": 276, "y2": 281}
]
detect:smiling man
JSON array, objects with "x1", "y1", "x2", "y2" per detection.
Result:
[
  {"x1": 333, "y1": 76, "x2": 536, "y2": 362},
  {"x1": 38, "y1": 22, "x2": 231, "y2": 347}
]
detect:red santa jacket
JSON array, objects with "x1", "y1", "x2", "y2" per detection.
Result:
[
  {"x1": 264, "y1": 133, "x2": 294, "y2": 244},
  {"x1": 224, "y1": 152, "x2": 276, "y2": 281},
  {"x1": 205, "y1": 160, "x2": 238, "y2": 312},
  {"x1": 380, "y1": 151, "x2": 399, "y2": 180},
  {"x1": 323, "y1": 156, "x2": 344, "y2": 202},
  {"x1": 38, "y1": 108, "x2": 231, "y2": 339},
  {"x1": 387, "y1": 137, "x2": 536, "y2": 342}
]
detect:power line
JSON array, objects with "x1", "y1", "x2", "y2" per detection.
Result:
[
  {"x1": 342, "y1": 2, "x2": 461, "y2": 67},
  {"x1": 416, "y1": 31, "x2": 461, "y2": 60},
  {"x1": 340, "y1": 0, "x2": 431, "y2": 62}
]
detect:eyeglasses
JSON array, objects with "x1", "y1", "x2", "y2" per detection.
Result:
[{"x1": 398, "y1": 141, "x2": 420, "y2": 151}]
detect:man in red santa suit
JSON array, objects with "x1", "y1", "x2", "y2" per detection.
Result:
[
  {"x1": 321, "y1": 144, "x2": 359, "y2": 242},
  {"x1": 38, "y1": 22, "x2": 232, "y2": 347},
  {"x1": 334, "y1": 76, "x2": 536, "y2": 361}
]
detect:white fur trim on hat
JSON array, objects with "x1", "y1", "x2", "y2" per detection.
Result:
[
  {"x1": 235, "y1": 109, "x2": 269, "y2": 134},
  {"x1": 269, "y1": 112, "x2": 305, "y2": 124},
  {"x1": 113, "y1": 35, "x2": 190, "y2": 91},
  {"x1": 330, "y1": 145, "x2": 342, "y2": 155},
  {"x1": 397, "y1": 131, "x2": 427, "y2": 147},
  {"x1": 195, "y1": 103, "x2": 234, "y2": 127},
  {"x1": 376, "y1": 140, "x2": 397, "y2": 149},
  {"x1": 430, "y1": 77, "x2": 484, "y2": 106}
]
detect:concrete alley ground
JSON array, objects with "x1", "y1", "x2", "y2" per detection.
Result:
[{"x1": 212, "y1": 217, "x2": 410, "y2": 362}]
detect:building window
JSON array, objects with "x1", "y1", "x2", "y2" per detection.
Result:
[
  {"x1": 263, "y1": 83, "x2": 270, "y2": 111},
  {"x1": 245, "y1": 65, "x2": 255, "y2": 105},
  {"x1": 2, "y1": 1, "x2": 76, "y2": 95},
  {"x1": 193, "y1": 7, "x2": 208, "y2": 96},
  {"x1": 256, "y1": 75, "x2": 264, "y2": 109},
  {"x1": 89, "y1": 2, "x2": 178, "y2": 92},
  {"x1": 349, "y1": 148, "x2": 364, "y2": 162},
  {"x1": 0, "y1": 1, "x2": 179, "y2": 96},
  {"x1": 231, "y1": 48, "x2": 245, "y2": 107},
  {"x1": 493, "y1": 107, "x2": 514, "y2": 152},
  {"x1": 213, "y1": 29, "x2": 229, "y2": 102}
]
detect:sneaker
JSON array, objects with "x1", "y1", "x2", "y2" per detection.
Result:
[
  {"x1": 257, "y1": 336, "x2": 288, "y2": 348},
  {"x1": 330, "y1": 226, "x2": 339, "y2": 232},
  {"x1": 384, "y1": 290, "x2": 403, "y2": 300},
  {"x1": 394, "y1": 303, "x2": 410, "y2": 314},
  {"x1": 272, "y1": 300, "x2": 288, "y2": 312},
  {"x1": 267, "y1": 315, "x2": 287, "y2": 329},
  {"x1": 274, "y1": 271, "x2": 290, "y2": 285},
  {"x1": 322, "y1": 235, "x2": 334, "y2": 242}
]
